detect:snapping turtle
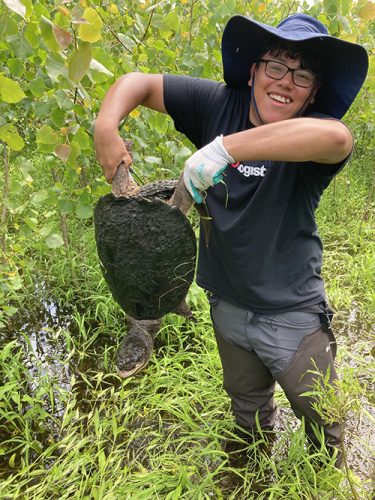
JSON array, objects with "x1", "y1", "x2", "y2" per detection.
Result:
[{"x1": 94, "y1": 155, "x2": 197, "y2": 377}]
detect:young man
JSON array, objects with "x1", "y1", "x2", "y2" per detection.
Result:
[{"x1": 94, "y1": 14, "x2": 368, "y2": 464}]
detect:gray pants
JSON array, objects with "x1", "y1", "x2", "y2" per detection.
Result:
[{"x1": 210, "y1": 296, "x2": 342, "y2": 460}]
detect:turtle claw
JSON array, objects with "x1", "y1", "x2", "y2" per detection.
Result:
[{"x1": 174, "y1": 299, "x2": 194, "y2": 320}]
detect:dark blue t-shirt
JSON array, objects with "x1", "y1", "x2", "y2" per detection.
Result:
[{"x1": 163, "y1": 74, "x2": 348, "y2": 313}]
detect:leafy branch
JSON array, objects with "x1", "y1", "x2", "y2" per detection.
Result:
[{"x1": 86, "y1": 1, "x2": 133, "y2": 54}]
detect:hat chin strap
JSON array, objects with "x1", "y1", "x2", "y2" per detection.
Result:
[
  {"x1": 250, "y1": 69, "x2": 315, "y2": 125},
  {"x1": 250, "y1": 73, "x2": 264, "y2": 125}
]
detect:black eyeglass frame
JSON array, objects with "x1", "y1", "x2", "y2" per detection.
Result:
[{"x1": 256, "y1": 59, "x2": 318, "y2": 88}]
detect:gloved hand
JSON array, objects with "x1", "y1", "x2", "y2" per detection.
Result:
[{"x1": 184, "y1": 135, "x2": 235, "y2": 203}]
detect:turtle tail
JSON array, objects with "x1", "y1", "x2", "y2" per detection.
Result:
[{"x1": 116, "y1": 316, "x2": 161, "y2": 378}]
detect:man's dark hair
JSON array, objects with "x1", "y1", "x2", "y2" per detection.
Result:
[{"x1": 258, "y1": 37, "x2": 325, "y2": 77}]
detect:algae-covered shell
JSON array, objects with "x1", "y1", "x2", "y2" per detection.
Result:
[{"x1": 94, "y1": 188, "x2": 196, "y2": 320}]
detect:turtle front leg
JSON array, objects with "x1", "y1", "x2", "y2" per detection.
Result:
[
  {"x1": 173, "y1": 299, "x2": 195, "y2": 320},
  {"x1": 116, "y1": 316, "x2": 161, "y2": 378}
]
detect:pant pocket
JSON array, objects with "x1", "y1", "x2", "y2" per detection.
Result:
[{"x1": 210, "y1": 296, "x2": 249, "y2": 352}]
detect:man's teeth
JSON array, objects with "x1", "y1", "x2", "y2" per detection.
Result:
[{"x1": 270, "y1": 94, "x2": 291, "y2": 104}]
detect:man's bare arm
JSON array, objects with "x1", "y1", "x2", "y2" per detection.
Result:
[
  {"x1": 222, "y1": 117, "x2": 353, "y2": 165},
  {"x1": 94, "y1": 73, "x2": 165, "y2": 182}
]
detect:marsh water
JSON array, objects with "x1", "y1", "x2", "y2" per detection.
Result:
[{"x1": 1, "y1": 294, "x2": 374, "y2": 490}]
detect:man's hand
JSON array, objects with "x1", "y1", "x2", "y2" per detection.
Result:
[
  {"x1": 184, "y1": 135, "x2": 234, "y2": 203},
  {"x1": 94, "y1": 126, "x2": 132, "y2": 183}
]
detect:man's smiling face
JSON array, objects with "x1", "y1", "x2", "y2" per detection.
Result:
[{"x1": 248, "y1": 51, "x2": 318, "y2": 126}]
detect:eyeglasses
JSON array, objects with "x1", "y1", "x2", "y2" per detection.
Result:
[{"x1": 257, "y1": 59, "x2": 317, "y2": 88}]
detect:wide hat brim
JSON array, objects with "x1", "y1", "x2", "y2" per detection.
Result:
[{"x1": 222, "y1": 14, "x2": 369, "y2": 119}]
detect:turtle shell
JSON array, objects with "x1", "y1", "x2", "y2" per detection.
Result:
[{"x1": 94, "y1": 186, "x2": 196, "y2": 320}]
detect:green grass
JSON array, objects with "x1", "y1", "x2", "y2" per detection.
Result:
[
  {"x1": 1, "y1": 287, "x2": 373, "y2": 498},
  {"x1": 0, "y1": 152, "x2": 374, "y2": 498},
  {"x1": 316, "y1": 156, "x2": 375, "y2": 324}
]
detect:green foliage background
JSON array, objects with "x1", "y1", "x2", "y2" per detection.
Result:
[
  {"x1": 0, "y1": 1, "x2": 373, "y2": 295},
  {"x1": 0, "y1": 1, "x2": 373, "y2": 298}
]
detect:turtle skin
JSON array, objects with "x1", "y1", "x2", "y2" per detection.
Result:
[{"x1": 93, "y1": 181, "x2": 197, "y2": 320}]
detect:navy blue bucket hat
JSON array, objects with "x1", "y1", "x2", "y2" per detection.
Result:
[{"x1": 222, "y1": 14, "x2": 369, "y2": 119}]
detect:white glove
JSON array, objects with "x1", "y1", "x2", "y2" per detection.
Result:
[{"x1": 184, "y1": 135, "x2": 235, "y2": 203}]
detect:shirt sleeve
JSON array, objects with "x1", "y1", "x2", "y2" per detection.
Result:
[{"x1": 163, "y1": 74, "x2": 223, "y2": 149}]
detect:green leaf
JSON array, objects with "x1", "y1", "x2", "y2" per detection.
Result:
[
  {"x1": 3, "y1": 305, "x2": 18, "y2": 317},
  {"x1": 45, "y1": 52, "x2": 67, "y2": 82},
  {"x1": 79, "y1": 189, "x2": 92, "y2": 205},
  {"x1": 20, "y1": 159, "x2": 35, "y2": 178},
  {"x1": 117, "y1": 33, "x2": 136, "y2": 51},
  {"x1": 75, "y1": 204, "x2": 93, "y2": 219},
  {"x1": 57, "y1": 199, "x2": 74, "y2": 214},
  {"x1": 89, "y1": 58, "x2": 114, "y2": 83},
  {"x1": 45, "y1": 233, "x2": 64, "y2": 249},
  {"x1": 55, "y1": 90, "x2": 74, "y2": 111},
  {"x1": 93, "y1": 47, "x2": 116, "y2": 73},
  {"x1": 36, "y1": 125, "x2": 60, "y2": 145},
  {"x1": 337, "y1": 15, "x2": 352, "y2": 34},
  {"x1": 0, "y1": 75, "x2": 26, "y2": 103},
  {"x1": 37, "y1": 143, "x2": 57, "y2": 154},
  {"x1": 341, "y1": 0, "x2": 353, "y2": 15},
  {"x1": 23, "y1": 217, "x2": 38, "y2": 231},
  {"x1": 21, "y1": 0, "x2": 33, "y2": 18},
  {"x1": 8, "y1": 454, "x2": 17, "y2": 469},
  {"x1": 1, "y1": 14, "x2": 18, "y2": 36},
  {"x1": 161, "y1": 12, "x2": 179, "y2": 32},
  {"x1": 329, "y1": 18, "x2": 339, "y2": 35},
  {"x1": 50, "y1": 108, "x2": 65, "y2": 128},
  {"x1": 40, "y1": 222, "x2": 54, "y2": 237},
  {"x1": 0, "y1": 124, "x2": 24, "y2": 151},
  {"x1": 68, "y1": 42, "x2": 92, "y2": 82},
  {"x1": 217, "y1": 0, "x2": 236, "y2": 16},
  {"x1": 66, "y1": 140, "x2": 80, "y2": 167},
  {"x1": 74, "y1": 127, "x2": 91, "y2": 150},
  {"x1": 324, "y1": 0, "x2": 339, "y2": 15},
  {"x1": 40, "y1": 16, "x2": 61, "y2": 52},
  {"x1": 3, "y1": 0, "x2": 26, "y2": 19},
  {"x1": 31, "y1": 189, "x2": 49, "y2": 206},
  {"x1": 90, "y1": 58, "x2": 114, "y2": 77},
  {"x1": 24, "y1": 21, "x2": 40, "y2": 48},
  {"x1": 78, "y1": 8, "x2": 103, "y2": 43},
  {"x1": 7, "y1": 58, "x2": 25, "y2": 77},
  {"x1": 6, "y1": 33, "x2": 34, "y2": 58},
  {"x1": 175, "y1": 147, "x2": 192, "y2": 163},
  {"x1": 29, "y1": 77, "x2": 46, "y2": 97},
  {"x1": 34, "y1": 99, "x2": 56, "y2": 120},
  {"x1": 145, "y1": 156, "x2": 162, "y2": 165},
  {"x1": 148, "y1": 112, "x2": 169, "y2": 133},
  {"x1": 92, "y1": 183, "x2": 111, "y2": 196},
  {"x1": 45, "y1": 189, "x2": 58, "y2": 207}
]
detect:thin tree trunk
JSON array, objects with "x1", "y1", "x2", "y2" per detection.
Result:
[
  {"x1": 51, "y1": 167, "x2": 79, "y2": 289},
  {"x1": 1, "y1": 143, "x2": 9, "y2": 255}
]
